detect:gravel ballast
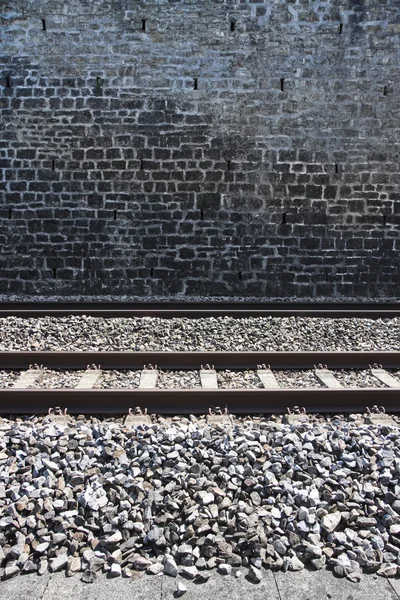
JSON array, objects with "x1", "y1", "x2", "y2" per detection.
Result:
[
  {"x1": 217, "y1": 371, "x2": 263, "y2": 389},
  {"x1": 0, "y1": 418, "x2": 399, "y2": 583},
  {"x1": 274, "y1": 370, "x2": 323, "y2": 389},
  {"x1": 333, "y1": 370, "x2": 387, "y2": 389},
  {"x1": 0, "y1": 372, "x2": 19, "y2": 389},
  {"x1": 0, "y1": 316, "x2": 398, "y2": 351},
  {"x1": 94, "y1": 371, "x2": 141, "y2": 389},
  {"x1": 30, "y1": 370, "x2": 85, "y2": 389},
  {"x1": 156, "y1": 371, "x2": 201, "y2": 389}
]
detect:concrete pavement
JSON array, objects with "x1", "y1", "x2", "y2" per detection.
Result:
[{"x1": 0, "y1": 569, "x2": 399, "y2": 600}]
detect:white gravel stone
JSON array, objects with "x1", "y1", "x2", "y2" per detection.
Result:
[
  {"x1": 38, "y1": 559, "x2": 48, "y2": 576},
  {"x1": 248, "y1": 565, "x2": 262, "y2": 582},
  {"x1": 110, "y1": 563, "x2": 122, "y2": 578},
  {"x1": 4, "y1": 564, "x2": 20, "y2": 579},
  {"x1": 147, "y1": 563, "x2": 164, "y2": 575},
  {"x1": 176, "y1": 582, "x2": 187, "y2": 596},
  {"x1": 164, "y1": 556, "x2": 178, "y2": 577},
  {"x1": 287, "y1": 556, "x2": 305, "y2": 571},
  {"x1": 218, "y1": 564, "x2": 232, "y2": 575},
  {"x1": 50, "y1": 554, "x2": 68, "y2": 572},
  {"x1": 200, "y1": 492, "x2": 215, "y2": 505},
  {"x1": 377, "y1": 563, "x2": 398, "y2": 578},
  {"x1": 106, "y1": 532, "x2": 122, "y2": 543},
  {"x1": 321, "y1": 512, "x2": 342, "y2": 533},
  {"x1": 180, "y1": 565, "x2": 197, "y2": 579}
]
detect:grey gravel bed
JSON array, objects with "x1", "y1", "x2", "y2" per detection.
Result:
[
  {"x1": 274, "y1": 370, "x2": 323, "y2": 389},
  {"x1": 94, "y1": 370, "x2": 141, "y2": 389},
  {"x1": 0, "y1": 417, "x2": 399, "y2": 584},
  {"x1": 0, "y1": 371, "x2": 19, "y2": 389},
  {"x1": 217, "y1": 370, "x2": 263, "y2": 389},
  {"x1": 30, "y1": 370, "x2": 84, "y2": 389},
  {"x1": 333, "y1": 370, "x2": 386, "y2": 388},
  {"x1": 156, "y1": 370, "x2": 201, "y2": 389},
  {"x1": 0, "y1": 316, "x2": 398, "y2": 351}
]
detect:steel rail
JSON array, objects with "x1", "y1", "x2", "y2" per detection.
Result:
[
  {"x1": 1, "y1": 351, "x2": 400, "y2": 370},
  {"x1": 0, "y1": 388, "x2": 398, "y2": 414},
  {"x1": 0, "y1": 302, "x2": 399, "y2": 319}
]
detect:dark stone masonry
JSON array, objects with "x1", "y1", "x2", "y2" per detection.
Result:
[{"x1": 0, "y1": 0, "x2": 399, "y2": 299}]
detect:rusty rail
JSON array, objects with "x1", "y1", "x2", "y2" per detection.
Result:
[
  {"x1": 0, "y1": 302, "x2": 399, "y2": 319},
  {"x1": 1, "y1": 351, "x2": 400, "y2": 370},
  {"x1": 0, "y1": 388, "x2": 398, "y2": 415}
]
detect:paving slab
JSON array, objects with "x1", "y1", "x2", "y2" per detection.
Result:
[
  {"x1": 274, "y1": 569, "x2": 400, "y2": 600},
  {"x1": 0, "y1": 573, "x2": 51, "y2": 600},
  {"x1": 41, "y1": 572, "x2": 162, "y2": 600},
  {"x1": 389, "y1": 579, "x2": 400, "y2": 597},
  {"x1": 161, "y1": 570, "x2": 280, "y2": 600},
  {"x1": 1, "y1": 569, "x2": 399, "y2": 600}
]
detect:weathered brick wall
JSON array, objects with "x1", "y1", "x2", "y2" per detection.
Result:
[{"x1": 1, "y1": 0, "x2": 399, "y2": 299}]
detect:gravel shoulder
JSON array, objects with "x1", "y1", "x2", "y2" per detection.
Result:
[
  {"x1": 0, "y1": 417, "x2": 399, "y2": 585},
  {"x1": 0, "y1": 316, "x2": 398, "y2": 351}
]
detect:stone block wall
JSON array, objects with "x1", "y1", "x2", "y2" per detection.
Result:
[{"x1": 1, "y1": 0, "x2": 399, "y2": 298}]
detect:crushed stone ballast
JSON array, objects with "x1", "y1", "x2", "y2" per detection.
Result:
[{"x1": 0, "y1": 418, "x2": 399, "y2": 583}]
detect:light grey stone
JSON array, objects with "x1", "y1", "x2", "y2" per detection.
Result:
[
  {"x1": 50, "y1": 554, "x2": 68, "y2": 572},
  {"x1": 164, "y1": 556, "x2": 178, "y2": 577},
  {"x1": 321, "y1": 512, "x2": 342, "y2": 533},
  {"x1": 176, "y1": 582, "x2": 187, "y2": 596},
  {"x1": 218, "y1": 564, "x2": 232, "y2": 575}
]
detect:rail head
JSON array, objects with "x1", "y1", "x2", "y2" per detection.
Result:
[
  {"x1": 0, "y1": 351, "x2": 400, "y2": 370},
  {"x1": 0, "y1": 387, "x2": 399, "y2": 415},
  {"x1": 0, "y1": 301, "x2": 399, "y2": 319}
]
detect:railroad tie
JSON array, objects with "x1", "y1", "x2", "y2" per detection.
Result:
[
  {"x1": 75, "y1": 369, "x2": 102, "y2": 389},
  {"x1": 126, "y1": 366, "x2": 156, "y2": 426},
  {"x1": 369, "y1": 368, "x2": 400, "y2": 388},
  {"x1": 200, "y1": 368, "x2": 218, "y2": 389},
  {"x1": 12, "y1": 368, "x2": 42, "y2": 389},
  {"x1": 124, "y1": 408, "x2": 151, "y2": 427},
  {"x1": 256, "y1": 368, "x2": 280, "y2": 389},
  {"x1": 47, "y1": 408, "x2": 74, "y2": 426},
  {"x1": 365, "y1": 410, "x2": 397, "y2": 427},
  {"x1": 139, "y1": 369, "x2": 158, "y2": 389},
  {"x1": 314, "y1": 368, "x2": 343, "y2": 389},
  {"x1": 284, "y1": 409, "x2": 309, "y2": 425}
]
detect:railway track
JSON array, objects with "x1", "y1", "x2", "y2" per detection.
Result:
[
  {"x1": 0, "y1": 301, "x2": 399, "y2": 318},
  {"x1": 0, "y1": 351, "x2": 399, "y2": 415},
  {"x1": 0, "y1": 308, "x2": 398, "y2": 586}
]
